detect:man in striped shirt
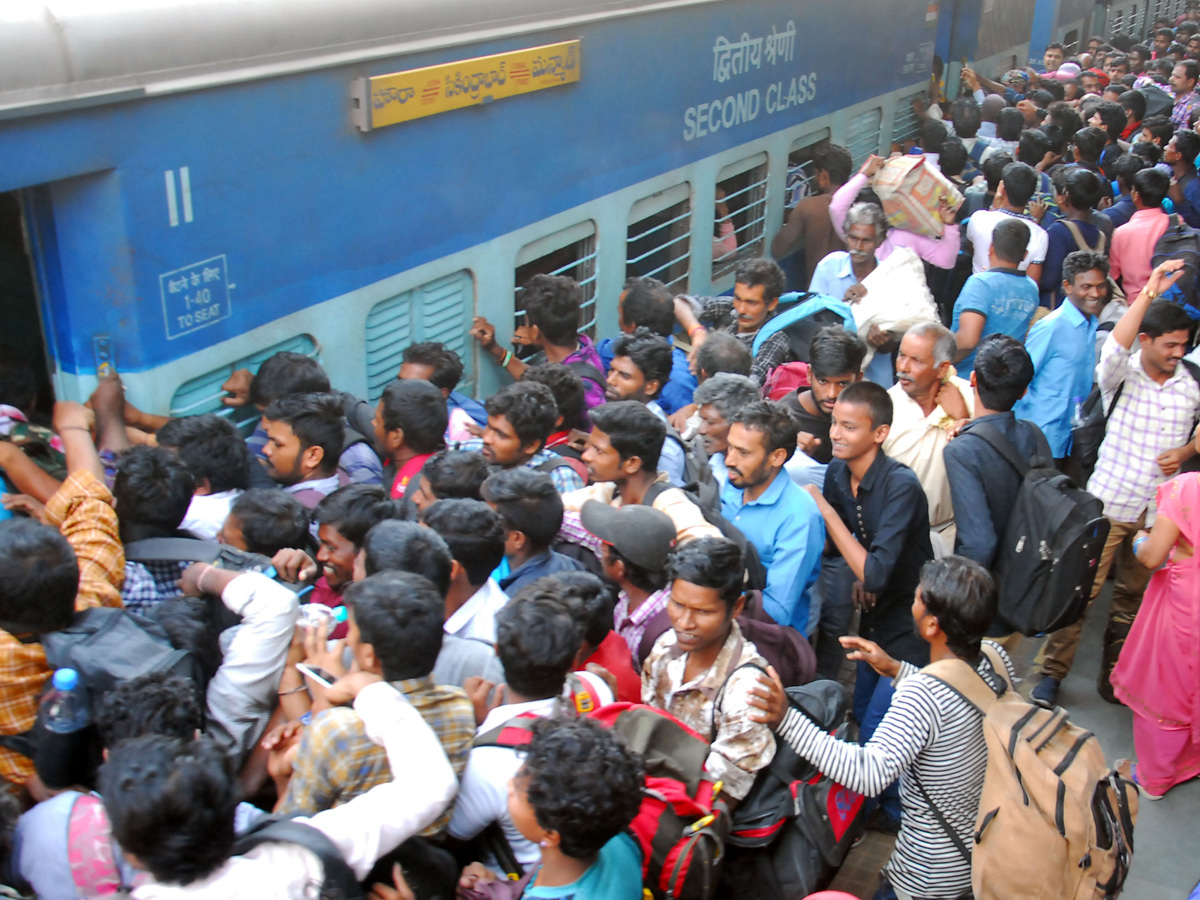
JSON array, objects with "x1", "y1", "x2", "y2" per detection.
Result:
[
  {"x1": 1035, "y1": 261, "x2": 1200, "y2": 705},
  {"x1": 748, "y1": 556, "x2": 1015, "y2": 900}
]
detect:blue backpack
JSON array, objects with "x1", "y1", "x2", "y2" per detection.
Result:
[
  {"x1": 448, "y1": 390, "x2": 488, "y2": 427},
  {"x1": 752, "y1": 293, "x2": 856, "y2": 359}
]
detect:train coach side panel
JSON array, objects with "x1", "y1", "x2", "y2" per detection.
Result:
[{"x1": 0, "y1": 0, "x2": 945, "y2": 376}]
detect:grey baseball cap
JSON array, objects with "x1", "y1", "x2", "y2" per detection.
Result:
[{"x1": 580, "y1": 499, "x2": 677, "y2": 571}]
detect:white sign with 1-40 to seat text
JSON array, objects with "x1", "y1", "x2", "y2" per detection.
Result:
[{"x1": 160, "y1": 255, "x2": 231, "y2": 339}]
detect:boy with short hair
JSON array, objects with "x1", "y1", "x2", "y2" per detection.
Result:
[
  {"x1": 447, "y1": 585, "x2": 613, "y2": 868},
  {"x1": 953, "y1": 218, "x2": 1041, "y2": 377},
  {"x1": 480, "y1": 468, "x2": 584, "y2": 597},
  {"x1": 421, "y1": 498, "x2": 509, "y2": 643}
]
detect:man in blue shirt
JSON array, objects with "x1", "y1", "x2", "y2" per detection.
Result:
[
  {"x1": 1014, "y1": 251, "x2": 1105, "y2": 460},
  {"x1": 720, "y1": 400, "x2": 824, "y2": 632},
  {"x1": 953, "y1": 217, "x2": 1041, "y2": 377},
  {"x1": 596, "y1": 277, "x2": 697, "y2": 415}
]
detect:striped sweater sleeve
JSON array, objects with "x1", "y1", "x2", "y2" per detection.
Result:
[{"x1": 775, "y1": 677, "x2": 938, "y2": 797}]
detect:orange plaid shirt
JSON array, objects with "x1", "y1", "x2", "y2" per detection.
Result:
[{"x1": 0, "y1": 470, "x2": 124, "y2": 783}]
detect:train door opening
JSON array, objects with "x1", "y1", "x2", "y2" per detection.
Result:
[{"x1": 0, "y1": 190, "x2": 55, "y2": 420}]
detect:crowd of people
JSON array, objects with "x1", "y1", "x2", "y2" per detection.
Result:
[{"x1": 2, "y1": 15, "x2": 1200, "y2": 900}]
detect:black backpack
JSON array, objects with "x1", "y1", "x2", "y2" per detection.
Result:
[
  {"x1": 722, "y1": 677, "x2": 867, "y2": 900},
  {"x1": 1071, "y1": 359, "x2": 1200, "y2": 485},
  {"x1": 1151, "y1": 214, "x2": 1200, "y2": 318},
  {"x1": 233, "y1": 817, "x2": 363, "y2": 900},
  {"x1": 970, "y1": 423, "x2": 1110, "y2": 636},
  {"x1": 0, "y1": 607, "x2": 206, "y2": 787},
  {"x1": 642, "y1": 482, "x2": 767, "y2": 591}
]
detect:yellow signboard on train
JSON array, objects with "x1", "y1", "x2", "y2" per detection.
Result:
[{"x1": 354, "y1": 40, "x2": 581, "y2": 131}]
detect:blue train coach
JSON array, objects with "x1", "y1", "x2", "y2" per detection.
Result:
[{"x1": 0, "y1": 0, "x2": 1074, "y2": 419}]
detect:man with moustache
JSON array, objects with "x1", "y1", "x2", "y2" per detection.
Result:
[
  {"x1": 719, "y1": 400, "x2": 825, "y2": 631},
  {"x1": 801, "y1": 381, "x2": 934, "y2": 829},
  {"x1": 882, "y1": 322, "x2": 974, "y2": 553},
  {"x1": 692, "y1": 373, "x2": 763, "y2": 489}
]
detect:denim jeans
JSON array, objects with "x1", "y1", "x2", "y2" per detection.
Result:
[{"x1": 855, "y1": 661, "x2": 902, "y2": 822}]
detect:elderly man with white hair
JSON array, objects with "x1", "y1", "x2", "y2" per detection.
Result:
[{"x1": 881, "y1": 321, "x2": 974, "y2": 554}]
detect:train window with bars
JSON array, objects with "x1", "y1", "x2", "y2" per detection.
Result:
[
  {"x1": 627, "y1": 184, "x2": 691, "y2": 294},
  {"x1": 365, "y1": 269, "x2": 476, "y2": 402},
  {"x1": 168, "y1": 333, "x2": 320, "y2": 435},
  {"x1": 891, "y1": 93, "x2": 924, "y2": 152},
  {"x1": 845, "y1": 107, "x2": 883, "y2": 166},
  {"x1": 783, "y1": 129, "x2": 832, "y2": 213},
  {"x1": 515, "y1": 221, "x2": 598, "y2": 342},
  {"x1": 1063, "y1": 30, "x2": 1079, "y2": 55},
  {"x1": 712, "y1": 153, "x2": 769, "y2": 281}
]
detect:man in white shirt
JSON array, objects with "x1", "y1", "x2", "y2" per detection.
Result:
[
  {"x1": 156, "y1": 413, "x2": 251, "y2": 541},
  {"x1": 882, "y1": 323, "x2": 974, "y2": 554},
  {"x1": 421, "y1": 499, "x2": 509, "y2": 645},
  {"x1": 100, "y1": 675, "x2": 457, "y2": 899},
  {"x1": 965, "y1": 161, "x2": 1049, "y2": 284},
  {"x1": 176, "y1": 564, "x2": 299, "y2": 766},
  {"x1": 448, "y1": 585, "x2": 613, "y2": 867}
]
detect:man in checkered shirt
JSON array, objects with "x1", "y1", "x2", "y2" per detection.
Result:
[
  {"x1": 1034, "y1": 260, "x2": 1200, "y2": 707},
  {"x1": 673, "y1": 257, "x2": 792, "y2": 389}
]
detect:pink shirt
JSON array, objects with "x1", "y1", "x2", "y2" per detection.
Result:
[
  {"x1": 830, "y1": 173, "x2": 961, "y2": 270},
  {"x1": 1110, "y1": 208, "x2": 1170, "y2": 299}
]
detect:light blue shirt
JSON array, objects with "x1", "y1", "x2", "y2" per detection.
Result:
[
  {"x1": 710, "y1": 450, "x2": 729, "y2": 490},
  {"x1": 720, "y1": 468, "x2": 825, "y2": 632},
  {"x1": 648, "y1": 400, "x2": 686, "y2": 487},
  {"x1": 951, "y1": 268, "x2": 1040, "y2": 377},
  {"x1": 1013, "y1": 300, "x2": 1098, "y2": 457},
  {"x1": 809, "y1": 251, "x2": 892, "y2": 386}
]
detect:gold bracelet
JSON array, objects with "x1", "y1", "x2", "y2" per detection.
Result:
[{"x1": 1144, "y1": 289, "x2": 1158, "y2": 301}]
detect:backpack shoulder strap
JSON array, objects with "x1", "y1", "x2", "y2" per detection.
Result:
[
  {"x1": 565, "y1": 360, "x2": 607, "y2": 389},
  {"x1": 712, "y1": 660, "x2": 769, "y2": 735},
  {"x1": 636, "y1": 606, "x2": 674, "y2": 668},
  {"x1": 1105, "y1": 381, "x2": 1127, "y2": 421},
  {"x1": 641, "y1": 481, "x2": 672, "y2": 508},
  {"x1": 1180, "y1": 357, "x2": 1200, "y2": 388},
  {"x1": 1060, "y1": 218, "x2": 1103, "y2": 254},
  {"x1": 472, "y1": 711, "x2": 541, "y2": 749},
  {"x1": 919, "y1": 657, "x2": 1002, "y2": 714},
  {"x1": 963, "y1": 421, "x2": 1031, "y2": 478},
  {"x1": 232, "y1": 818, "x2": 363, "y2": 900},
  {"x1": 122, "y1": 537, "x2": 222, "y2": 564},
  {"x1": 564, "y1": 671, "x2": 602, "y2": 715},
  {"x1": 536, "y1": 456, "x2": 575, "y2": 473}
]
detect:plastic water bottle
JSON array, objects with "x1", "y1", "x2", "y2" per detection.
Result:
[
  {"x1": 299, "y1": 604, "x2": 347, "y2": 632},
  {"x1": 36, "y1": 668, "x2": 101, "y2": 789},
  {"x1": 42, "y1": 669, "x2": 91, "y2": 733},
  {"x1": 1070, "y1": 395, "x2": 1086, "y2": 429}
]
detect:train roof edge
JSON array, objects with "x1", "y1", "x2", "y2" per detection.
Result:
[{"x1": 0, "y1": 0, "x2": 719, "y2": 118}]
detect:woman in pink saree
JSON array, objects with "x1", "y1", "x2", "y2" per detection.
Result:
[{"x1": 1111, "y1": 472, "x2": 1200, "y2": 800}]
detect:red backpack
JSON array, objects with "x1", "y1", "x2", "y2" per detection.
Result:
[
  {"x1": 474, "y1": 701, "x2": 730, "y2": 900},
  {"x1": 762, "y1": 361, "x2": 810, "y2": 401}
]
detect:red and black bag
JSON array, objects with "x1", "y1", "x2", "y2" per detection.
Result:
[
  {"x1": 476, "y1": 701, "x2": 729, "y2": 900},
  {"x1": 723, "y1": 679, "x2": 867, "y2": 900}
]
